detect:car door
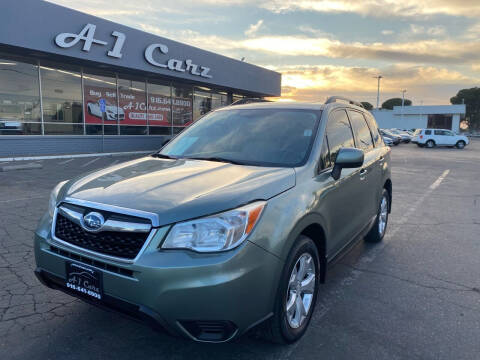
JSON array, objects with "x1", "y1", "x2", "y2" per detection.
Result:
[
  {"x1": 347, "y1": 109, "x2": 379, "y2": 226},
  {"x1": 444, "y1": 130, "x2": 457, "y2": 145},
  {"x1": 434, "y1": 130, "x2": 447, "y2": 145},
  {"x1": 316, "y1": 109, "x2": 365, "y2": 256}
]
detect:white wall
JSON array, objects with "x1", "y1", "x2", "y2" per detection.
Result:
[
  {"x1": 371, "y1": 106, "x2": 464, "y2": 132},
  {"x1": 371, "y1": 110, "x2": 428, "y2": 130}
]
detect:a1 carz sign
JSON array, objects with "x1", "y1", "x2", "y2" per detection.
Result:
[
  {"x1": 55, "y1": 24, "x2": 212, "y2": 79},
  {"x1": 84, "y1": 85, "x2": 191, "y2": 126}
]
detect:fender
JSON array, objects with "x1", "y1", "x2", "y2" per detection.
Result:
[{"x1": 280, "y1": 212, "x2": 329, "y2": 283}]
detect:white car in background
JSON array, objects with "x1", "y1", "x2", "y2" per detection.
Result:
[
  {"x1": 412, "y1": 128, "x2": 469, "y2": 149},
  {"x1": 87, "y1": 101, "x2": 125, "y2": 121}
]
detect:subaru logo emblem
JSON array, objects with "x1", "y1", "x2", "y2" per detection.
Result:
[{"x1": 82, "y1": 212, "x2": 105, "y2": 232}]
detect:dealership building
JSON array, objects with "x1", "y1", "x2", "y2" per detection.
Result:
[
  {"x1": 0, "y1": 0, "x2": 281, "y2": 158},
  {"x1": 371, "y1": 105, "x2": 466, "y2": 132}
]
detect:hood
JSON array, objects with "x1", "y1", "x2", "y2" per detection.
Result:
[{"x1": 61, "y1": 156, "x2": 296, "y2": 226}]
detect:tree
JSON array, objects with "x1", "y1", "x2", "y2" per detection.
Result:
[
  {"x1": 450, "y1": 87, "x2": 480, "y2": 130},
  {"x1": 361, "y1": 102, "x2": 373, "y2": 110},
  {"x1": 381, "y1": 98, "x2": 412, "y2": 110}
]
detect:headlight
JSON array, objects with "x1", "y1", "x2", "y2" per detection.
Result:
[
  {"x1": 48, "y1": 181, "x2": 68, "y2": 218},
  {"x1": 161, "y1": 201, "x2": 266, "y2": 252}
]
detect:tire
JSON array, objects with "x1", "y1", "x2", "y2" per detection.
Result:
[
  {"x1": 263, "y1": 236, "x2": 320, "y2": 344},
  {"x1": 365, "y1": 189, "x2": 389, "y2": 243},
  {"x1": 426, "y1": 140, "x2": 435, "y2": 148},
  {"x1": 456, "y1": 140, "x2": 465, "y2": 149}
]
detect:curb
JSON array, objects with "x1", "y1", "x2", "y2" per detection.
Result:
[{"x1": 0, "y1": 150, "x2": 152, "y2": 163}]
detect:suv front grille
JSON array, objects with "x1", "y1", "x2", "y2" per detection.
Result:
[{"x1": 54, "y1": 213, "x2": 150, "y2": 260}]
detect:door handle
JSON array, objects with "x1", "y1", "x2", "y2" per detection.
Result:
[
  {"x1": 359, "y1": 168, "x2": 368, "y2": 178},
  {"x1": 379, "y1": 155, "x2": 384, "y2": 162}
]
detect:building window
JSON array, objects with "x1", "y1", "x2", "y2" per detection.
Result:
[
  {"x1": 118, "y1": 78, "x2": 147, "y2": 135},
  {"x1": 212, "y1": 92, "x2": 228, "y2": 110},
  {"x1": 427, "y1": 114, "x2": 452, "y2": 129},
  {"x1": 193, "y1": 88, "x2": 228, "y2": 121},
  {"x1": 232, "y1": 94, "x2": 245, "y2": 104},
  {"x1": 83, "y1": 71, "x2": 118, "y2": 135},
  {"x1": 172, "y1": 85, "x2": 193, "y2": 134},
  {"x1": 40, "y1": 65, "x2": 83, "y2": 135},
  {"x1": 193, "y1": 89, "x2": 212, "y2": 121},
  {"x1": 0, "y1": 57, "x2": 41, "y2": 135},
  {"x1": 147, "y1": 81, "x2": 171, "y2": 135}
]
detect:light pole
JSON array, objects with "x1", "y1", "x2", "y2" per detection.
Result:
[
  {"x1": 401, "y1": 89, "x2": 406, "y2": 124},
  {"x1": 374, "y1": 75, "x2": 383, "y2": 109}
]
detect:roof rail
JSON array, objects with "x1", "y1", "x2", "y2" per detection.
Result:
[
  {"x1": 230, "y1": 98, "x2": 271, "y2": 106},
  {"x1": 325, "y1": 96, "x2": 364, "y2": 108}
]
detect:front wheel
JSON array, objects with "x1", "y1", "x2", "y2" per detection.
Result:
[
  {"x1": 456, "y1": 140, "x2": 466, "y2": 149},
  {"x1": 365, "y1": 189, "x2": 389, "y2": 243},
  {"x1": 263, "y1": 236, "x2": 320, "y2": 344},
  {"x1": 426, "y1": 140, "x2": 435, "y2": 148}
]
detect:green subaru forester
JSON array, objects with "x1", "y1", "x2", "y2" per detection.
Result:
[{"x1": 34, "y1": 97, "x2": 392, "y2": 343}]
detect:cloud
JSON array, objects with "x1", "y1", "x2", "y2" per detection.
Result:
[
  {"x1": 240, "y1": 36, "x2": 480, "y2": 65},
  {"x1": 260, "y1": 0, "x2": 480, "y2": 18},
  {"x1": 245, "y1": 20, "x2": 264, "y2": 37},
  {"x1": 136, "y1": 23, "x2": 480, "y2": 67},
  {"x1": 381, "y1": 30, "x2": 394, "y2": 35},
  {"x1": 408, "y1": 24, "x2": 446, "y2": 36},
  {"x1": 267, "y1": 64, "x2": 476, "y2": 104}
]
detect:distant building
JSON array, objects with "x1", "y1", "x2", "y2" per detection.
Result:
[{"x1": 371, "y1": 105, "x2": 466, "y2": 132}]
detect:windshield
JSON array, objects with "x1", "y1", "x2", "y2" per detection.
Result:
[{"x1": 160, "y1": 108, "x2": 321, "y2": 167}]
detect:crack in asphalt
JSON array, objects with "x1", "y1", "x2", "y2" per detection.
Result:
[{"x1": 339, "y1": 263, "x2": 480, "y2": 295}]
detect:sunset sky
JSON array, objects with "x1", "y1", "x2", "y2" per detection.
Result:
[{"x1": 49, "y1": 0, "x2": 480, "y2": 105}]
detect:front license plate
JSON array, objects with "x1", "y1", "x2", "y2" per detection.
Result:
[{"x1": 65, "y1": 262, "x2": 103, "y2": 300}]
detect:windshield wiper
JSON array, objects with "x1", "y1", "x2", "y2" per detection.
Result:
[
  {"x1": 151, "y1": 153, "x2": 177, "y2": 159},
  {"x1": 187, "y1": 156, "x2": 245, "y2": 165}
]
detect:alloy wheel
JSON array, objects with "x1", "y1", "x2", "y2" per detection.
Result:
[
  {"x1": 378, "y1": 195, "x2": 388, "y2": 236},
  {"x1": 286, "y1": 253, "x2": 316, "y2": 329}
]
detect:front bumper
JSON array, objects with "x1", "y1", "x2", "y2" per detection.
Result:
[{"x1": 34, "y1": 213, "x2": 283, "y2": 342}]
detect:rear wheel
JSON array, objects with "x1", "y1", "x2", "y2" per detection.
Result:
[
  {"x1": 365, "y1": 189, "x2": 389, "y2": 243},
  {"x1": 263, "y1": 236, "x2": 320, "y2": 344},
  {"x1": 456, "y1": 140, "x2": 466, "y2": 149},
  {"x1": 426, "y1": 140, "x2": 435, "y2": 148}
]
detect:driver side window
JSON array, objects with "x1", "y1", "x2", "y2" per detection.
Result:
[{"x1": 326, "y1": 110, "x2": 355, "y2": 163}]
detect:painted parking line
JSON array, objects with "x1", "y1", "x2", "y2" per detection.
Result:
[
  {"x1": 58, "y1": 158, "x2": 75, "y2": 165},
  {"x1": 0, "y1": 195, "x2": 48, "y2": 203},
  {"x1": 312, "y1": 168, "x2": 451, "y2": 324},
  {"x1": 81, "y1": 157, "x2": 100, "y2": 167},
  {"x1": 429, "y1": 169, "x2": 450, "y2": 190},
  {"x1": 110, "y1": 160, "x2": 119, "y2": 166}
]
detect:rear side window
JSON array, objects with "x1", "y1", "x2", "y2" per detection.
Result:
[
  {"x1": 424, "y1": 130, "x2": 432, "y2": 135},
  {"x1": 348, "y1": 110, "x2": 374, "y2": 151},
  {"x1": 326, "y1": 109, "x2": 355, "y2": 163},
  {"x1": 363, "y1": 112, "x2": 383, "y2": 147}
]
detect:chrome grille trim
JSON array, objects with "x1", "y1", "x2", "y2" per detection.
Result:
[
  {"x1": 58, "y1": 206, "x2": 151, "y2": 233},
  {"x1": 49, "y1": 199, "x2": 159, "y2": 264},
  {"x1": 63, "y1": 197, "x2": 160, "y2": 227}
]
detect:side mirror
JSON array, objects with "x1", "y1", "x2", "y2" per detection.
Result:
[{"x1": 331, "y1": 147, "x2": 364, "y2": 180}]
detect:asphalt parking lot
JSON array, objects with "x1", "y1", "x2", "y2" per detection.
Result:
[{"x1": 1, "y1": 140, "x2": 479, "y2": 360}]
